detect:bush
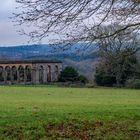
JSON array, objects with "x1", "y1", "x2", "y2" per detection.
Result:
[
  {"x1": 59, "y1": 66, "x2": 79, "y2": 82},
  {"x1": 78, "y1": 75, "x2": 88, "y2": 84},
  {"x1": 95, "y1": 71, "x2": 116, "y2": 86},
  {"x1": 125, "y1": 79, "x2": 140, "y2": 89}
]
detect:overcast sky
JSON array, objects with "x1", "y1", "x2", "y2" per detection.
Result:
[{"x1": 0, "y1": 0, "x2": 34, "y2": 46}]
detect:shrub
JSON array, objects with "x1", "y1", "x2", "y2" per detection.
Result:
[
  {"x1": 125, "y1": 79, "x2": 140, "y2": 89},
  {"x1": 59, "y1": 66, "x2": 79, "y2": 82},
  {"x1": 78, "y1": 75, "x2": 88, "y2": 84},
  {"x1": 0, "y1": 76, "x2": 4, "y2": 81},
  {"x1": 95, "y1": 71, "x2": 116, "y2": 86}
]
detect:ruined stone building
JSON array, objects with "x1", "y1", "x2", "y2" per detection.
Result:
[{"x1": 0, "y1": 60, "x2": 62, "y2": 84}]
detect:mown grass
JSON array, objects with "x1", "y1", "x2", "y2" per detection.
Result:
[{"x1": 0, "y1": 86, "x2": 140, "y2": 139}]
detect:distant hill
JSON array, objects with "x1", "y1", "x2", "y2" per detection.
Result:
[
  {"x1": 0, "y1": 44, "x2": 98, "y2": 60},
  {"x1": 0, "y1": 44, "x2": 99, "y2": 80},
  {"x1": 1, "y1": 43, "x2": 139, "y2": 81}
]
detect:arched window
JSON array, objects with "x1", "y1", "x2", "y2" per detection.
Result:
[
  {"x1": 47, "y1": 65, "x2": 51, "y2": 82},
  {"x1": 0, "y1": 66, "x2": 4, "y2": 82},
  {"x1": 12, "y1": 66, "x2": 17, "y2": 81},
  {"x1": 25, "y1": 65, "x2": 32, "y2": 82},
  {"x1": 39, "y1": 66, "x2": 44, "y2": 83},
  {"x1": 18, "y1": 66, "x2": 24, "y2": 82},
  {"x1": 5, "y1": 66, "x2": 11, "y2": 81}
]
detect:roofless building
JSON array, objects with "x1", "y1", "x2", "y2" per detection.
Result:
[{"x1": 0, "y1": 60, "x2": 62, "y2": 84}]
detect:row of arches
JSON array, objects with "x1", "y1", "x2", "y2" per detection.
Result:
[
  {"x1": 38, "y1": 65, "x2": 59, "y2": 83},
  {"x1": 0, "y1": 65, "x2": 59, "y2": 84},
  {"x1": 0, "y1": 65, "x2": 32, "y2": 83}
]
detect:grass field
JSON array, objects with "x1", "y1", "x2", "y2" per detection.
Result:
[{"x1": 0, "y1": 86, "x2": 140, "y2": 140}]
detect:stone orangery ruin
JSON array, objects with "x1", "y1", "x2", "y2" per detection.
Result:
[{"x1": 0, "y1": 60, "x2": 62, "y2": 84}]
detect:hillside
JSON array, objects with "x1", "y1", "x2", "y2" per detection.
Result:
[{"x1": 0, "y1": 44, "x2": 99, "y2": 80}]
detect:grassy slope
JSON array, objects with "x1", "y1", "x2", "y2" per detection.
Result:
[{"x1": 0, "y1": 86, "x2": 140, "y2": 139}]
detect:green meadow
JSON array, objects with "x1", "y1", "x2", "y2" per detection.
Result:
[{"x1": 0, "y1": 86, "x2": 140, "y2": 139}]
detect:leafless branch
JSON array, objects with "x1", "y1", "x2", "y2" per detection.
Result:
[{"x1": 13, "y1": 0, "x2": 140, "y2": 44}]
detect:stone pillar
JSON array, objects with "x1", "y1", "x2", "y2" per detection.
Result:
[
  {"x1": 32, "y1": 68, "x2": 36, "y2": 84},
  {"x1": 32, "y1": 66, "x2": 39, "y2": 84},
  {"x1": 36, "y1": 68, "x2": 40, "y2": 84},
  {"x1": 54, "y1": 65, "x2": 60, "y2": 82},
  {"x1": 43, "y1": 67, "x2": 47, "y2": 83},
  {"x1": 51, "y1": 65, "x2": 55, "y2": 82}
]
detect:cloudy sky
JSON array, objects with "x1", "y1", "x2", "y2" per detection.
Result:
[{"x1": 0, "y1": 0, "x2": 31, "y2": 46}]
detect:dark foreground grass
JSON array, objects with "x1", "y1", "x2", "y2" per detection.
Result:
[{"x1": 0, "y1": 86, "x2": 140, "y2": 140}]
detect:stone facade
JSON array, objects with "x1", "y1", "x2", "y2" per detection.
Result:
[{"x1": 0, "y1": 60, "x2": 62, "y2": 84}]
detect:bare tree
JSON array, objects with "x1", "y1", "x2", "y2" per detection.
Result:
[
  {"x1": 14, "y1": 0, "x2": 140, "y2": 44},
  {"x1": 96, "y1": 25, "x2": 140, "y2": 86}
]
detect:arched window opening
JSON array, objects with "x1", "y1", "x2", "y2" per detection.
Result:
[
  {"x1": 47, "y1": 65, "x2": 51, "y2": 82},
  {"x1": 12, "y1": 66, "x2": 17, "y2": 81},
  {"x1": 0, "y1": 66, "x2": 4, "y2": 82},
  {"x1": 39, "y1": 66, "x2": 44, "y2": 84},
  {"x1": 25, "y1": 66, "x2": 32, "y2": 82},
  {"x1": 18, "y1": 66, "x2": 24, "y2": 82},
  {"x1": 5, "y1": 66, "x2": 11, "y2": 81}
]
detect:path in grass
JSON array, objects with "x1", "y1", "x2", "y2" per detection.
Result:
[{"x1": 0, "y1": 86, "x2": 140, "y2": 139}]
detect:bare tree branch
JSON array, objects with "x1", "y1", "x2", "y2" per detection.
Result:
[{"x1": 13, "y1": 0, "x2": 140, "y2": 44}]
